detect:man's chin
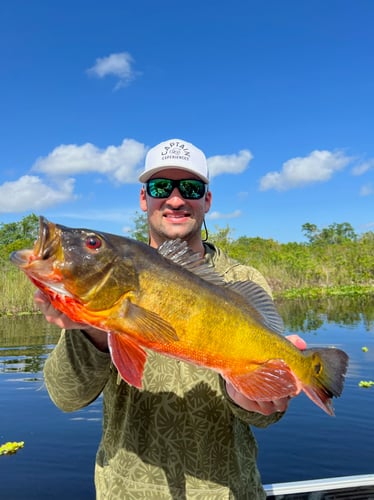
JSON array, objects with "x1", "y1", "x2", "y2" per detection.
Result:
[{"x1": 161, "y1": 225, "x2": 193, "y2": 241}]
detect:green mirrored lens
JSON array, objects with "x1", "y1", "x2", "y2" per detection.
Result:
[
  {"x1": 179, "y1": 180, "x2": 205, "y2": 199},
  {"x1": 148, "y1": 179, "x2": 173, "y2": 198},
  {"x1": 146, "y1": 179, "x2": 206, "y2": 199}
]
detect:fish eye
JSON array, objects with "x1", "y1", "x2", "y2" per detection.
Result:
[{"x1": 85, "y1": 234, "x2": 102, "y2": 250}]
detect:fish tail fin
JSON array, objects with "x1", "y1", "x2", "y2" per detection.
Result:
[{"x1": 303, "y1": 348, "x2": 349, "y2": 416}]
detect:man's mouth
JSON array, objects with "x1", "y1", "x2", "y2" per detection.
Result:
[{"x1": 164, "y1": 212, "x2": 190, "y2": 221}]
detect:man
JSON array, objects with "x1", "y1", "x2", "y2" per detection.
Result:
[{"x1": 37, "y1": 138, "x2": 305, "y2": 499}]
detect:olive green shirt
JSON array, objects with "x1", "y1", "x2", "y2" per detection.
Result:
[{"x1": 44, "y1": 243, "x2": 282, "y2": 499}]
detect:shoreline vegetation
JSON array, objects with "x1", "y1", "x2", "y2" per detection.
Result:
[{"x1": 1, "y1": 214, "x2": 373, "y2": 316}]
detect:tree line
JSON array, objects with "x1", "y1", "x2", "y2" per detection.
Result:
[
  {"x1": 205, "y1": 222, "x2": 373, "y2": 295},
  {"x1": 129, "y1": 212, "x2": 373, "y2": 295}
]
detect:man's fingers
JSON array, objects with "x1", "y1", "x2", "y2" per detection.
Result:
[{"x1": 286, "y1": 334, "x2": 307, "y2": 350}]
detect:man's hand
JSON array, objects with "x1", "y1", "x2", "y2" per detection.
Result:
[
  {"x1": 226, "y1": 334, "x2": 307, "y2": 415},
  {"x1": 34, "y1": 290, "x2": 85, "y2": 330},
  {"x1": 34, "y1": 290, "x2": 109, "y2": 352}
]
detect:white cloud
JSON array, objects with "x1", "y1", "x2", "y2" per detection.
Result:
[
  {"x1": 259, "y1": 150, "x2": 352, "y2": 191},
  {"x1": 87, "y1": 52, "x2": 138, "y2": 89},
  {"x1": 0, "y1": 176, "x2": 76, "y2": 213},
  {"x1": 33, "y1": 139, "x2": 147, "y2": 183},
  {"x1": 207, "y1": 150, "x2": 253, "y2": 178},
  {"x1": 359, "y1": 183, "x2": 374, "y2": 196},
  {"x1": 207, "y1": 209, "x2": 242, "y2": 220},
  {"x1": 352, "y1": 159, "x2": 374, "y2": 176}
]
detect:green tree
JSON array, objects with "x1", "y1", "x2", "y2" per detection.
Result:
[
  {"x1": 0, "y1": 214, "x2": 39, "y2": 260},
  {"x1": 302, "y1": 222, "x2": 357, "y2": 245},
  {"x1": 207, "y1": 225, "x2": 234, "y2": 254},
  {"x1": 129, "y1": 211, "x2": 149, "y2": 243},
  {"x1": 301, "y1": 222, "x2": 319, "y2": 243}
]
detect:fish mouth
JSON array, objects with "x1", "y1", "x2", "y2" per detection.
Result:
[
  {"x1": 10, "y1": 216, "x2": 71, "y2": 297},
  {"x1": 34, "y1": 216, "x2": 61, "y2": 260},
  {"x1": 10, "y1": 216, "x2": 60, "y2": 267}
]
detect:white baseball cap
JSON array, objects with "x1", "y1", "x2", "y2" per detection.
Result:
[{"x1": 138, "y1": 138, "x2": 209, "y2": 183}]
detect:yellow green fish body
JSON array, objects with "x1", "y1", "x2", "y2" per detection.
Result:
[{"x1": 10, "y1": 217, "x2": 349, "y2": 415}]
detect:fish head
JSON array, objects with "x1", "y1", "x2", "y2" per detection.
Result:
[{"x1": 10, "y1": 216, "x2": 139, "y2": 318}]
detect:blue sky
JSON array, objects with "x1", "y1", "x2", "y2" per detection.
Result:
[{"x1": 1, "y1": 0, "x2": 373, "y2": 242}]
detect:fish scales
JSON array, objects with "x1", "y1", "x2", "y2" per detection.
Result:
[{"x1": 135, "y1": 264, "x2": 276, "y2": 366}]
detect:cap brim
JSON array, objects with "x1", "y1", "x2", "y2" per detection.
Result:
[{"x1": 139, "y1": 165, "x2": 209, "y2": 183}]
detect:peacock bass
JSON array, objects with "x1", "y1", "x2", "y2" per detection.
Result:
[{"x1": 10, "y1": 217, "x2": 349, "y2": 415}]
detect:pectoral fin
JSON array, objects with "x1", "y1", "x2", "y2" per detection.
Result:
[
  {"x1": 227, "y1": 360, "x2": 298, "y2": 401},
  {"x1": 109, "y1": 299, "x2": 178, "y2": 344},
  {"x1": 108, "y1": 332, "x2": 147, "y2": 388}
]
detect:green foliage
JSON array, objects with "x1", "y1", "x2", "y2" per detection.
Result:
[
  {"x1": 0, "y1": 214, "x2": 39, "y2": 260},
  {"x1": 128, "y1": 211, "x2": 149, "y2": 243},
  {"x1": 208, "y1": 222, "x2": 373, "y2": 295},
  {"x1": 0, "y1": 214, "x2": 38, "y2": 243},
  {"x1": 206, "y1": 225, "x2": 234, "y2": 254},
  {"x1": 302, "y1": 221, "x2": 357, "y2": 245},
  {"x1": 0, "y1": 262, "x2": 38, "y2": 314}
]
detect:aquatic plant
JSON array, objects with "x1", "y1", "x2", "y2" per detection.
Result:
[
  {"x1": 358, "y1": 381, "x2": 374, "y2": 388},
  {"x1": 0, "y1": 441, "x2": 25, "y2": 455}
]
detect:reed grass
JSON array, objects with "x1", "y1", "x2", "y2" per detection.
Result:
[{"x1": 0, "y1": 263, "x2": 38, "y2": 315}]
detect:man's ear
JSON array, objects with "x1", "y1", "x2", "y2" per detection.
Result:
[
  {"x1": 140, "y1": 187, "x2": 148, "y2": 212},
  {"x1": 204, "y1": 190, "x2": 212, "y2": 213}
]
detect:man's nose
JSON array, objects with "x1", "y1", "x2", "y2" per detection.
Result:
[{"x1": 167, "y1": 187, "x2": 185, "y2": 205}]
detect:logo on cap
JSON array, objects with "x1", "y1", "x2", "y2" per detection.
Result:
[{"x1": 161, "y1": 141, "x2": 190, "y2": 162}]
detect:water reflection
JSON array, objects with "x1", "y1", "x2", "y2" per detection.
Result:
[
  {"x1": 276, "y1": 295, "x2": 374, "y2": 333},
  {"x1": 0, "y1": 315, "x2": 60, "y2": 379}
]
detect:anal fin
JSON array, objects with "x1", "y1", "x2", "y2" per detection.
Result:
[{"x1": 227, "y1": 360, "x2": 298, "y2": 401}]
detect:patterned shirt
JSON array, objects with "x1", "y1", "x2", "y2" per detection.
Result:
[{"x1": 44, "y1": 242, "x2": 283, "y2": 499}]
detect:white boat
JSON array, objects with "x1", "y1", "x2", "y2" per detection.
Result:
[{"x1": 263, "y1": 474, "x2": 374, "y2": 499}]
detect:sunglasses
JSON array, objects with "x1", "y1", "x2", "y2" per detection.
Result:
[{"x1": 146, "y1": 178, "x2": 207, "y2": 200}]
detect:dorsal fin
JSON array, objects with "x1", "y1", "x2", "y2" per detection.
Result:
[
  {"x1": 227, "y1": 280, "x2": 284, "y2": 335},
  {"x1": 158, "y1": 239, "x2": 225, "y2": 285}
]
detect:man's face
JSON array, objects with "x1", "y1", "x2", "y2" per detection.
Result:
[{"x1": 140, "y1": 168, "x2": 212, "y2": 249}]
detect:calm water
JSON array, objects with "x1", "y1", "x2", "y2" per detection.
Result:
[{"x1": 0, "y1": 297, "x2": 373, "y2": 498}]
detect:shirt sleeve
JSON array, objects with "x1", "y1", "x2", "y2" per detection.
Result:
[{"x1": 43, "y1": 329, "x2": 111, "y2": 412}]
